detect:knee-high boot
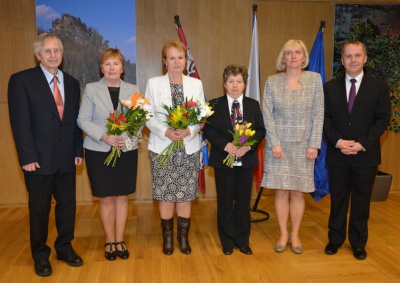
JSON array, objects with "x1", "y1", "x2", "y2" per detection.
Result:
[
  {"x1": 161, "y1": 218, "x2": 174, "y2": 255},
  {"x1": 177, "y1": 216, "x2": 191, "y2": 254}
]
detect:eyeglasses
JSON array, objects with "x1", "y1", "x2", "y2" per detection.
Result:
[{"x1": 41, "y1": 48, "x2": 62, "y2": 55}]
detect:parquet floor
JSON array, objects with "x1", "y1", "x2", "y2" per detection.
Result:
[{"x1": 1, "y1": 192, "x2": 400, "y2": 282}]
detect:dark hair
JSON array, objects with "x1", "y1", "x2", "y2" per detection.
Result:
[
  {"x1": 222, "y1": 64, "x2": 248, "y2": 84},
  {"x1": 341, "y1": 40, "x2": 367, "y2": 57}
]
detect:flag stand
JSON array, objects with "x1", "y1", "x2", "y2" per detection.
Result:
[
  {"x1": 247, "y1": 4, "x2": 269, "y2": 223},
  {"x1": 250, "y1": 187, "x2": 269, "y2": 222}
]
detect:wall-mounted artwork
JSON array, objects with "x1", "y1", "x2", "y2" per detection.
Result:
[
  {"x1": 334, "y1": 4, "x2": 400, "y2": 132},
  {"x1": 35, "y1": 0, "x2": 137, "y2": 87},
  {"x1": 333, "y1": 4, "x2": 400, "y2": 75}
]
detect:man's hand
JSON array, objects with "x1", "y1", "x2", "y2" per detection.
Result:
[{"x1": 22, "y1": 162, "x2": 40, "y2": 171}]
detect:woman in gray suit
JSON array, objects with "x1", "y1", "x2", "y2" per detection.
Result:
[
  {"x1": 261, "y1": 40, "x2": 324, "y2": 254},
  {"x1": 145, "y1": 41, "x2": 204, "y2": 255},
  {"x1": 78, "y1": 48, "x2": 140, "y2": 261}
]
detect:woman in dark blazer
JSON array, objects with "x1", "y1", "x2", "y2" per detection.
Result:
[{"x1": 203, "y1": 64, "x2": 265, "y2": 255}]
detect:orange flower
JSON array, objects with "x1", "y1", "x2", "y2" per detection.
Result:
[{"x1": 129, "y1": 92, "x2": 141, "y2": 110}]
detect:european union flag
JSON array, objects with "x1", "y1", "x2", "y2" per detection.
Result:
[{"x1": 308, "y1": 22, "x2": 330, "y2": 201}]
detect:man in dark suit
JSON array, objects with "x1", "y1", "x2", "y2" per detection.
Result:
[
  {"x1": 8, "y1": 33, "x2": 84, "y2": 276},
  {"x1": 203, "y1": 65, "x2": 266, "y2": 256},
  {"x1": 323, "y1": 40, "x2": 391, "y2": 260}
]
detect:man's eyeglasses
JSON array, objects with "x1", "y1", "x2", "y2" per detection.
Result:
[{"x1": 41, "y1": 48, "x2": 62, "y2": 55}]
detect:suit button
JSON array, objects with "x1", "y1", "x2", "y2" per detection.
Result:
[{"x1": 349, "y1": 123, "x2": 351, "y2": 125}]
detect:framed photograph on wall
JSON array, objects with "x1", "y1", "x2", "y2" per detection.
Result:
[
  {"x1": 333, "y1": 4, "x2": 400, "y2": 75},
  {"x1": 35, "y1": 0, "x2": 137, "y2": 88},
  {"x1": 334, "y1": 4, "x2": 400, "y2": 132}
]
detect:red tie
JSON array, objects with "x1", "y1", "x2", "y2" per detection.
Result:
[{"x1": 53, "y1": 76, "x2": 64, "y2": 119}]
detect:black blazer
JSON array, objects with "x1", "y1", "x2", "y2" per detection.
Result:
[
  {"x1": 203, "y1": 95, "x2": 266, "y2": 169},
  {"x1": 8, "y1": 65, "x2": 83, "y2": 175},
  {"x1": 323, "y1": 74, "x2": 391, "y2": 167}
]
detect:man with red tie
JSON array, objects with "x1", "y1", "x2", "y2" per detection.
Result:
[
  {"x1": 8, "y1": 33, "x2": 83, "y2": 276},
  {"x1": 323, "y1": 40, "x2": 391, "y2": 260}
]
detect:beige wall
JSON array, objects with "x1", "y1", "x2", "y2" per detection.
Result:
[{"x1": 1, "y1": 0, "x2": 399, "y2": 205}]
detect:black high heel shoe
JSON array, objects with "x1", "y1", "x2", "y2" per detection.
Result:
[
  {"x1": 115, "y1": 241, "x2": 130, "y2": 259},
  {"x1": 104, "y1": 242, "x2": 117, "y2": 261}
]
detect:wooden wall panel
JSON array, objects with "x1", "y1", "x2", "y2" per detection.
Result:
[{"x1": 1, "y1": 0, "x2": 399, "y2": 205}]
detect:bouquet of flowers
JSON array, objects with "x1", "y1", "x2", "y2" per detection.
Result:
[
  {"x1": 104, "y1": 92, "x2": 152, "y2": 167},
  {"x1": 153, "y1": 97, "x2": 214, "y2": 168},
  {"x1": 223, "y1": 121, "x2": 257, "y2": 168}
]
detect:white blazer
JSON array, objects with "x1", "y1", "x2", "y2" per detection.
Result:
[
  {"x1": 77, "y1": 77, "x2": 140, "y2": 152},
  {"x1": 145, "y1": 74, "x2": 204, "y2": 155}
]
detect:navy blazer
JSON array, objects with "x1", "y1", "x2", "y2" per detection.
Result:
[
  {"x1": 203, "y1": 95, "x2": 266, "y2": 169},
  {"x1": 8, "y1": 65, "x2": 83, "y2": 174},
  {"x1": 323, "y1": 74, "x2": 391, "y2": 167}
]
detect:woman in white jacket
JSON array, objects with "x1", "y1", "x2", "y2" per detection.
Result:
[{"x1": 145, "y1": 41, "x2": 204, "y2": 255}]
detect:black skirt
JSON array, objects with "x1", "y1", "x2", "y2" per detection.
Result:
[{"x1": 85, "y1": 148, "x2": 138, "y2": 197}]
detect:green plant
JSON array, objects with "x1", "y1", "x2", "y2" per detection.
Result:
[{"x1": 333, "y1": 21, "x2": 400, "y2": 133}]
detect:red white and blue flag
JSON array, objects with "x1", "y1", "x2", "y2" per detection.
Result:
[
  {"x1": 175, "y1": 16, "x2": 208, "y2": 195},
  {"x1": 245, "y1": 9, "x2": 264, "y2": 192}
]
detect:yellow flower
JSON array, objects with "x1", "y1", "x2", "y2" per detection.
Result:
[
  {"x1": 235, "y1": 124, "x2": 240, "y2": 130},
  {"x1": 246, "y1": 122, "x2": 252, "y2": 128},
  {"x1": 245, "y1": 129, "x2": 251, "y2": 136}
]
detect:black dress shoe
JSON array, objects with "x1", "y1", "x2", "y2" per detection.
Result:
[
  {"x1": 34, "y1": 259, "x2": 52, "y2": 277},
  {"x1": 104, "y1": 242, "x2": 117, "y2": 261},
  {"x1": 222, "y1": 247, "x2": 233, "y2": 255},
  {"x1": 237, "y1": 246, "x2": 253, "y2": 255},
  {"x1": 353, "y1": 247, "x2": 367, "y2": 260},
  {"x1": 325, "y1": 242, "x2": 341, "y2": 255},
  {"x1": 57, "y1": 251, "x2": 84, "y2": 267},
  {"x1": 115, "y1": 241, "x2": 130, "y2": 259}
]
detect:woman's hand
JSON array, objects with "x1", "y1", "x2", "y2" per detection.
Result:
[
  {"x1": 224, "y1": 142, "x2": 238, "y2": 156},
  {"x1": 165, "y1": 128, "x2": 189, "y2": 141},
  {"x1": 235, "y1": 146, "x2": 250, "y2": 158},
  {"x1": 306, "y1": 148, "x2": 318, "y2": 160},
  {"x1": 272, "y1": 145, "x2": 285, "y2": 160},
  {"x1": 102, "y1": 134, "x2": 126, "y2": 149}
]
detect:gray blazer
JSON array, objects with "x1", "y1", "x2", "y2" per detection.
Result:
[
  {"x1": 77, "y1": 77, "x2": 140, "y2": 152},
  {"x1": 262, "y1": 71, "x2": 324, "y2": 149}
]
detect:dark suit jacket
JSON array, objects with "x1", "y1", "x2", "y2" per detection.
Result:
[
  {"x1": 323, "y1": 74, "x2": 391, "y2": 167},
  {"x1": 8, "y1": 65, "x2": 83, "y2": 175},
  {"x1": 203, "y1": 95, "x2": 266, "y2": 169}
]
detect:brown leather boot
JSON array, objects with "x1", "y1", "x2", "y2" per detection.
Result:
[
  {"x1": 177, "y1": 216, "x2": 191, "y2": 254},
  {"x1": 161, "y1": 218, "x2": 174, "y2": 255}
]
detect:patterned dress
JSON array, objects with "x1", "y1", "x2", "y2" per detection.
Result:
[
  {"x1": 150, "y1": 84, "x2": 200, "y2": 201},
  {"x1": 261, "y1": 71, "x2": 324, "y2": 193}
]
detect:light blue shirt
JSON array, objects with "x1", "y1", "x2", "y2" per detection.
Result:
[{"x1": 40, "y1": 65, "x2": 65, "y2": 103}]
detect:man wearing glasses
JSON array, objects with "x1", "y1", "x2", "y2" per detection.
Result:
[{"x1": 8, "y1": 33, "x2": 83, "y2": 276}]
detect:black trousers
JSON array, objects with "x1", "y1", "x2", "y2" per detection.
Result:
[
  {"x1": 327, "y1": 164, "x2": 377, "y2": 248},
  {"x1": 214, "y1": 166, "x2": 253, "y2": 249},
  {"x1": 24, "y1": 170, "x2": 76, "y2": 261}
]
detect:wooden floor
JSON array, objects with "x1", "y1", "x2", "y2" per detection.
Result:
[{"x1": 1, "y1": 193, "x2": 400, "y2": 283}]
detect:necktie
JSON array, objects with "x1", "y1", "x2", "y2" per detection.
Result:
[
  {"x1": 53, "y1": 76, "x2": 64, "y2": 119},
  {"x1": 348, "y1": 78, "x2": 357, "y2": 112},
  {"x1": 230, "y1": 100, "x2": 242, "y2": 126}
]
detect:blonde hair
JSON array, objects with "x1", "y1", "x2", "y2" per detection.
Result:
[
  {"x1": 34, "y1": 33, "x2": 63, "y2": 56},
  {"x1": 276, "y1": 39, "x2": 309, "y2": 71},
  {"x1": 161, "y1": 40, "x2": 187, "y2": 66}
]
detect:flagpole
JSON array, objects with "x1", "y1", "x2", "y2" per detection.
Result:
[
  {"x1": 319, "y1": 20, "x2": 326, "y2": 31},
  {"x1": 246, "y1": 3, "x2": 270, "y2": 222}
]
